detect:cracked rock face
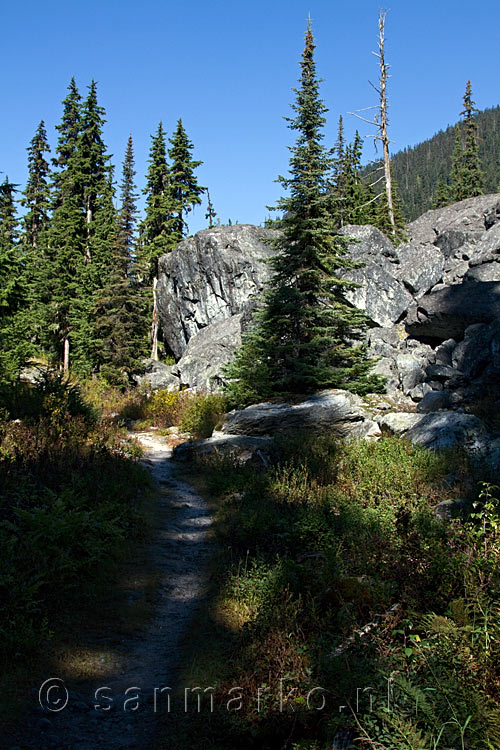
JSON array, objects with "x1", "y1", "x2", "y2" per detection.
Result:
[
  {"x1": 153, "y1": 196, "x2": 500, "y2": 403},
  {"x1": 157, "y1": 225, "x2": 277, "y2": 359}
]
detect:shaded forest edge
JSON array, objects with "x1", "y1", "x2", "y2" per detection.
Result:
[
  {"x1": 0, "y1": 375, "x2": 152, "y2": 724},
  {"x1": 160, "y1": 434, "x2": 500, "y2": 750}
]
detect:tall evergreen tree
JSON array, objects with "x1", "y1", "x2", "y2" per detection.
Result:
[
  {"x1": 168, "y1": 118, "x2": 205, "y2": 241},
  {"x1": 140, "y1": 123, "x2": 177, "y2": 360},
  {"x1": 19, "y1": 121, "x2": 52, "y2": 357},
  {"x1": 21, "y1": 121, "x2": 51, "y2": 249},
  {"x1": 225, "y1": 22, "x2": 383, "y2": 405},
  {"x1": 141, "y1": 123, "x2": 176, "y2": 279},
  {"x1": 451, "y1": 81, "x2": 484, "y2": 202},
  {"x1": 0, "y1": 179, "x2": 29, "y2": 379},
  {"x1": 93, "y1": 136, "x2": 147, "y2": 384},
  {"x1": 62, "y1": 80, "x2": 117, "y2": 375},
  {"x1": 42, "y1": 79, "x2": 85, "y2": 369},
  {"x1": 343, "y1": 131, "x2": 376, "y2": 226},
  {"x1": 118, "y1": 134, "x2": 139, "y2": 257}
]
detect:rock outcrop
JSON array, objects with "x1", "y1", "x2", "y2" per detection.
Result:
[
  {"x1": 221, "y1": 389, "x2": 380, "y2": 439},
  {"x1": 152, "y1": 195, "x2": 500, "y2": 414},
  {"x1": 157, "y1": 225, "x2": 277, "y2": 360}
]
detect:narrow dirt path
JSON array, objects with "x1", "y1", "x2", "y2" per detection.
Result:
[{"x1": 7, "y1": 430, "x2": 213, "y2": 750}]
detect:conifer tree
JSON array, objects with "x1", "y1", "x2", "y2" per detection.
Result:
[
  {"x1": 343, "y1": 132, "x2": 376, "y2": 225},
  {"x1": 141, "y1": 123, "x2": 175, "y2": 279},
  {"x1": 168, "y1": 118, "x2": 205, "y2": 241},
  {"x1": 69, "y1": 81, "x2": 117, "y2": 375},
  {"x1": 93, "y1": 136, "x2": 147, "y2": 384},
  {"x1": 140, "y1": 123, "x2": 176, "y2": 360},
  {"x1": 433, "y1": 176, "x2": 451, "y2": 208},
  {"x1": 451, "y1": 82, "x2": 484, "y2": 202},
  {"x1": 22, "y1": 121, "x2": 51, "y2": 249},
  {"x1": 42, "y1": 78, "x2": 85, "y2": 370},
  {"x1": 0, "y1": 179, "x2": 29, "y2": 379},
  {"x1": 19, "y1": 121, "x2": 52, "y2": 357},
  {"x1": 205, "y1": 190, "x2": 217, "y2": 228},
  {"x1": 225, "y1": 22, "x2": 383, "y2": 405}
]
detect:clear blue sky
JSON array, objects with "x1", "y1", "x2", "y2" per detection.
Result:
[{"x1": 2, "y1": 0, "x2": 500, "y2": 233}]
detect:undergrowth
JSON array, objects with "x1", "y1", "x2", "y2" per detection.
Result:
[
  {"x1": 162, "y1": 433, "x2": 500, "y2": 750},
  {"x1": 0, "y1": 372, "x2": 150, "y2": 674}
]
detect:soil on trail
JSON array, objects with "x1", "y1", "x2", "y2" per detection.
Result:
[{"x1": 7, "y1": 430, "x2": 213, "y2": 750}]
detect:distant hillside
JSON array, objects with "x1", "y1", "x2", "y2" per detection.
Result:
[{"x1": 364, "y1": 106, "x2": 500, "y2": 221}]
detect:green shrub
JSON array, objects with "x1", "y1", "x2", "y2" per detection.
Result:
[{"x1": 179, "y1": 393, "x2": 227, "y2": 439}]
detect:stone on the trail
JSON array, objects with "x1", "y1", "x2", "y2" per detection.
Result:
[
  {"x1": 173, "y1": 433, "x2": 273, "y2": 466},
  {"x1": 221, "y1": 389, "x2": 374, "y2": 438}
]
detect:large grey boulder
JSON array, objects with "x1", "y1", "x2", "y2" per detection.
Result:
[
  {"x1": 407, "y1": 194, "x2": 500, "y2": 247},
  {"x1": 337, "y1": 225, "x2": 413, "y2": 326},
  {"x1": 464, "y1": 261, "x2": 500, "y2": 283},
  {"x1": 157, "y1": 225, "x2": 278, "y2": 359},
  {"x1": 406, "y1": 281, "x2": 500, "y2": 341},
  {"x1": 394, "y1": 243, "x2": 444, "y2": 296},
  {"x1": 404, "y1": 411, "x2": 490, "y2": 452},
  {"x1": 378, "y1": 412, "x2": 423, "y2": 435},
  {"x1": 135, "y1": 360, "x2": 180, "y2": 391},
  {"x1": 174, "y1": 314, "x2": 242, "y2": 391},
  {"x1": 221, "y1": 389, "x2": 378, "y2": 438},
  {"x1": 451, "y1": 319, "x2": 500, "y2": 379},
  {"x1": 467, "y1": 222, "x2": 500, "y2": 266}
]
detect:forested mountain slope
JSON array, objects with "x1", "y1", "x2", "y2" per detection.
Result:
[{"x1": 365, "y1": 106, "x2": 500, "y2": 220}]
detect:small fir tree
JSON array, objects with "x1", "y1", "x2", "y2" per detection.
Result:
[
  {"x1": 433, "y1": 176, "x2": 452, "y2": 208},
  {"x1": 225, "y1": 22, "x2": 384, "y2": 405},
  {"x1": 451, "y1": 81, "x2": 484, "y2": 202},
  {"x1": 205, "y1": 190, "x2": 217, "y2": 228}
]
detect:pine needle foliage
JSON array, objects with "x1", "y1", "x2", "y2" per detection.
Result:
[{"x1": 225, "y1": 23, "x2": 384, "y2": 406}]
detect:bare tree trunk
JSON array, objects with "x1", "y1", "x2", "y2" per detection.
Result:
[
  {"x1": 377, "y1": 9, "x2": 396, "y2": 236},
  {"x1": 151, "y1": 277, "x2": 159, "y2": 361},
  {"x1": 63, "y1": 337, "x2": 70, "y2": 374}
]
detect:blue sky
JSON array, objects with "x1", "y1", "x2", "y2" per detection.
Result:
[{"x1": 2, "y1": 0, "x2": 500, "y2": 233}]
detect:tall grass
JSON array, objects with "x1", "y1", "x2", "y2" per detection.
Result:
[{"x1": 164, "y1": 434, "x2": 500, "y2": 750}]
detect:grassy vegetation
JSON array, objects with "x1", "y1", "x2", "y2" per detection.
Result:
[
  {"x1": 0, "y1": 372, "x2": 152, "y2": 721},
  {"x1": 161, "y1": 433, "x2": 500, "y2": 750}
]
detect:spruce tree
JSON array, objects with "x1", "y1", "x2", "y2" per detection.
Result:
[
  {"x1": 433, "y1": 176, "x2": 452, "y2": 208},
  {"x1": 93, "y1": 136, "x2": 147, "y2": 384},
  {"x1": 225, "y1": 22, "x2": 383, "y2": 405},
  {"x1": 69, "y1": 80, "x2": 117, "y2": 375},
  {"x1": 21, "y1": 121, "x2": 51, "y2": 249},
  {"x1": 343, "y1": 132, "x2": 376, "y2": 226},
  {"x1": 168, "y1": 118, "x2": 205, "y2": 241},
  {"x1": 43, "y1": 78, "x2": 85, "y2": 370},
  {"x1": 140, "y1": 123, "x2": 176, "y2": 279},
  {"x1": 19, "y1": 121, "x2": 52, "y2": 356},
  {"x1": 0, "y1": 179, "x2": 29, "y2": 379},
  {"x1": 451, "y1": 82, "x2": 484, "y2": 202},
  {"x1": 205, "y1": 190, "x2": 217, "y2": 228}
]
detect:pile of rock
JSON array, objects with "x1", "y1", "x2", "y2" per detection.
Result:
[{"x1": 137, "y1": 195, "x2": 500, "y2": 410}]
